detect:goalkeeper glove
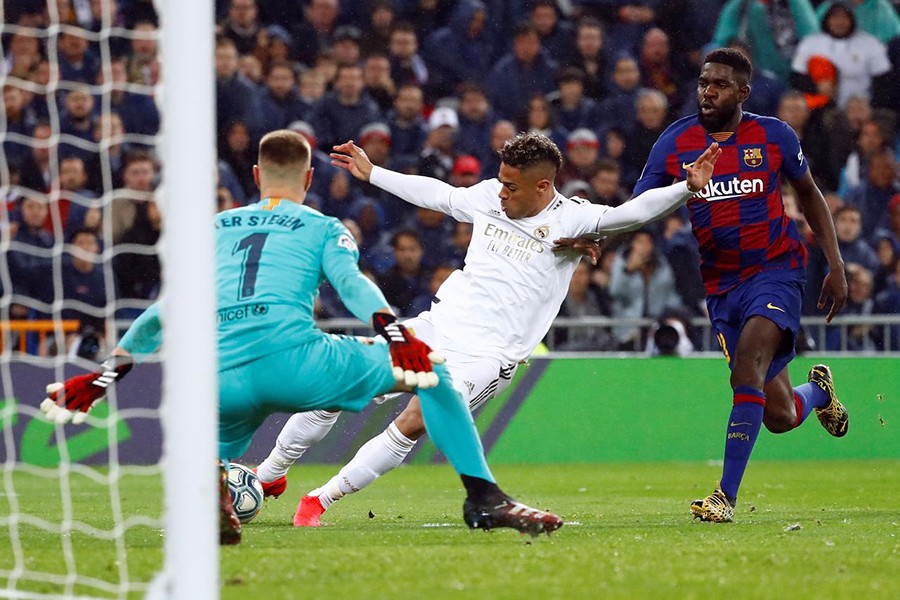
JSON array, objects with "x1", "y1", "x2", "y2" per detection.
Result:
[
  {"x1": 40, "y1": 355, "x2": 134, "y2": 425},
  {"x1": 372, "y1": 313, "x2": 444, "y2": 389}
]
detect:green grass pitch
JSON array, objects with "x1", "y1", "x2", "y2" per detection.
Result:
[{"x1": 2, "y1": 460, "x2": 898, "y2": 599}]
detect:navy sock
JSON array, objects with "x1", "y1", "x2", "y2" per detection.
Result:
[
  {"x1": 719, "y1": 386, "x2": 765, "y2": 502},
  {"x1": 791, "y1": 382, "x2": 829, "y2": 428}
]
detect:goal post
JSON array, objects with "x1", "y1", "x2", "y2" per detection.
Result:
[{"x1": 158, "y1": 0, "x2": 219, "y2": 598}]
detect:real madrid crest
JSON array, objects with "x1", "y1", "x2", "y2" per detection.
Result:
[
  {"x1": 743, "y1": 147, "x2": 763, "y2": 168},
  {"x1": 534, "y1": 225, "x2": 550, "y2": 239}
]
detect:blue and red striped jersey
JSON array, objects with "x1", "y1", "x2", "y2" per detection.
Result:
[{"x1": 634, "y1": 112, "x2": 808, "y2": 296}]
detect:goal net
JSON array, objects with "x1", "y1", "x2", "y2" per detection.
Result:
[{"x1": 1, "y1": 1, "x2": 217, "y2": 598}]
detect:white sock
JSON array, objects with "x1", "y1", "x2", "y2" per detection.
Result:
[
  {"x1": 256, "y1": 410, "x2": 340, "y2": 482},
  {"x1": 309, "y1": 422, "x2": 416, "y2": 509}
]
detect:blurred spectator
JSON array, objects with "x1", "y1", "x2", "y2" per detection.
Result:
[
  {"x1": 258, "y1": 61, "x2": 307, "y2": 133},
  {"x1": 407, "y1": 206, "x2": 454, "y2": 269},
  {"x1": 26, "y1": 60, "x2": 52, "y2": 121},
  {"x1": 238, "y1": 53, "x2": 265, "y2": 85},
  {"x1": 59, "y1": 86, "x2": 96, "y2": 162},
  {"x1": 3, "y1": 85, "x2": 37, "y2": 168},
  {"x1": 409, "y1": 263, "x2": 456, "y2": 316},
  {"x1": 609, "y1": 230, "x2": 681, "y2": 349},
  {"x1": 486, "y1": 23, "x2": 559, "y2": 122},
  {"x1": 85, "y1": 112, "x2": 127, "y2": 194},
  {"x1": 711, "y1": 0, "x2": 819, "y2": 83},
  {"x1": 7, "y1": 195, "x2": 54, "y2": 319},
  {"x1": 875, "y1": 194, "x2": 900, "y2": 248},
  {"x1": 839, "y1": 117, "x2": 892, "y2": 194},
  {"x1": 362, "y1": 52, "x2": 396, "y2": 113},
  {"x1": 455, "y1": 83, "x2": 495, "y2": 163},
  {"x1": 379, "y1": 229, "x2": 431, "y2": 317},
  {"x1": 530, "y1": 0, "x2": 575, "y2": 63},
  {"x1": 62, "y1": 228, "x2": 109, "y2": 330},
  {"x1": 360, "y1": 0, "x2": 395, "y2": 56},
  {"x1": 287, "y1": 120, "x2": 345, "y2": 215},
  {"x1": 99, "y1": 58, "x2": 160, "y2": 136},
  {"x1": 561, "y1": 180, "x2": 594, "y2": 202},
  {"x1": 621, "y1": 89, "x2": 669, "y2": 184},
  {"x1": 604, "y1": 1, "x2": 661, "y2": 57},
  {"x1": 815, "y1": 0, "x2": 900, "y2": 44},
  {"x1": 444, "y1": 221, "x2": 473, "y2": 269},
  {"x1": 220, "y1": 0, "x2": 261, "y2": 56},
  {"x1": 826, "y1": 263, "x2": 875, "y2": 350},
  {"x1": 480, "y1": 120, "x2": 516, "y2": 179},
  {"x1": 18, "y1": 121, "x2": 53, "y2": 193},
  {"x1": 298, "y1": 69, "x2": 326, "y2": 112},
  {"x1": 59, "y1": 156, "x2": 100, "y2": 236},
  {"x1": 257, "y1": 25, "x2": 294, "y2": 74},
  {"x1": 387, "y1": 83, "x2": 427, "y2": 171},
  {"x1": 659, "y1": 211, "x2": 705, "y2": 314},
  {"x1": 309, "y1": 63, "x2": 381, "y2": 150},
  {"x1": 638, "y1": 27, "x2": 692, "y2": 119},
  {"x1": 519, "y1": 94, "x2": 568, "y2": 151},
  {"x1": 645, "y1": 307, "x2": 698, "y2": 356},
  {"x1": 57, "y1": 30, "x2": 99, "y2": 84},
  {"x1": 388, "y1": 22, "x2": 429, "y2": 89},
  {"x1": 358, "y1": 122, "x2": 393, "y2": 169},
  {"x1": 589, "y1": 159, "x2": 628, "y2": 207},
  {"x1": 450, "y1": 155, "x2": 482, "y2": 189},
  {"x1": 558, "y1": 128, "x2": 600, "y2": 190},
  {"x1": 215, "y1": 36, "x2": 261, "y2": 144},
  {"x1": 725, "y1": 39, "x2": 785, "y2": 117},
  {"x1": 873, "y1": 235, "x2": 898, "y2": 295},
  {"x1": 3, "y1": 29, "x2": 43, "y2": 80},
  {"x1": 419, "y1": 107, "x2": 459, "y2": 182},
  {"x1": 331, "y1": 25, "x2": 362, "y2": 67},
  {"x1": 791, "y1": 2, "x2": 892, "y2": 110},
  {"x1": 553, "y1": 259, "x2": 613, "y2": 351},
  {"x1": 219, "y1": 121, "x2": 256, "y2": 198},
  {"x1": 874, "y1": 256, "x2": 900, "y2": 349},
  {"x1": 422, "y1": 0, "x2": 492, "y2": 98},
  {"x1": 845, "y1": 150, "x2": 900, "y2": 242},
  {"x1": 550, "y1": 68, "x2": 600, "y2": 135},
  {"x1": 777, "y1": 90, "x2": 845, "y2": 193},
  {"x1": 834, "y1": 204, "x2": 879, "y2": 272},
  {"x1": 112, "y1": 150, "x2": 157, "y2": 243},
  {"x1": 292, "y1": 0, "x2": 340, "y2": 68},
  {"x1": 598, "y1": 54, "x2": 642, "y2": 135},
  {"x1": 568, "y1": 17, "x2": 608, "y2": 101},
  {"x1": 114, "y1": 199, "x2": 161, "y2": 302},
  {"x1": 127, "y1": 20, "x2": 159, "y2": 85}
]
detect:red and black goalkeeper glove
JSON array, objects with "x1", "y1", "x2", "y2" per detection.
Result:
[
  {"x1": 40, "y1": 355, "x2": 134, "y2": 424},
  {"x1": 372, "y1": 313, "x2": 445, "y2": 389}
]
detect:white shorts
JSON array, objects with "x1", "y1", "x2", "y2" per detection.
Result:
[{"x1": 404, "y1": 312, "x2": 518, "y2": 411}]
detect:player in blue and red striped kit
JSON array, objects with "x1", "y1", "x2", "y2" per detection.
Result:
[{"x1": 633, "y1": 48, "x2": 849, "y2": 522}]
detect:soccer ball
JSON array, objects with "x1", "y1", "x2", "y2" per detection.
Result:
[{"x1": 227, "y1": 463, "x2": 264, "y2": 524}]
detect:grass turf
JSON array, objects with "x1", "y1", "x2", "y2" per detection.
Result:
[{"x1": 1, "y1": 460, "x2": 898, "y2": 599}]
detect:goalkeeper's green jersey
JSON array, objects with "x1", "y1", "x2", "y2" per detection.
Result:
[
  {"x1": 120, "y1": 197, "x2": 388, "y2": 370},
  {"x1": 214, "y1": 197, "x2": 387, "y2": 369}
]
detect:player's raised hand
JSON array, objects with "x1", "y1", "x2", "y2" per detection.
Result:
[
  {"x1": 372, "y1": 312, "x2": 445, "y2": 389},
  {"x1": 818, "y1": 268, "x2": 848, "y2": 323},
  {"x1": 684, "y1": 142, "x2": 721, "y2": 193},
  {"x1": 330, "y1": 141, "x2": 374, "y2": 182},
  {"x1": 40, "y1": 355, "x2": 133, "y2": 424}
]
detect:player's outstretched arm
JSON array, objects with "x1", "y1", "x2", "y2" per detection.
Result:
[
  {"x1": 793, "y1": 171, "x2": 847, "y2": 322},
  {"x1": 589, "y1": 142, "x2": 721, "y2": 235},
  {"x1": 331, "y1": 141, "x2": 461, "y2": 214}
]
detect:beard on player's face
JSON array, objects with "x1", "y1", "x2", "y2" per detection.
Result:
[{"x1": 697, "y1": 100, "x2": 738, "y2": 132}]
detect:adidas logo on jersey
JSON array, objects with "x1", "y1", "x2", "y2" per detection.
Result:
[{"x1": 694, "y1": 176, "x2": 765, "y2": 202}]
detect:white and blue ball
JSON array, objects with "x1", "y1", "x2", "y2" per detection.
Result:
[{"x1": 227, "y1": 463, "x2": 264, "y2": 524}]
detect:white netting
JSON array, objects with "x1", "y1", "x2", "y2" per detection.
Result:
[{"x1": 1, "y1": 1, "x2": 168, "y2": 597}]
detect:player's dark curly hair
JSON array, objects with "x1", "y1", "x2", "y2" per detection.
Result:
[
  {"x1": 497, "y1": 132, "x2": 563, "y2": 173},
  {"x1": 703, "y1": 48, "x2": 752, "y2": 81}
]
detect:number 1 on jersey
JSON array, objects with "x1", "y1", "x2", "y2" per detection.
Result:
[{"x1": 233, "y1": 233, "x2": 269, "y2": 300}]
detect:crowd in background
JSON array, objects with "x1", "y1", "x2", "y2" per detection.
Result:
[{"x1": 3, "y1": 0, "x2": 900, "y2": 357}]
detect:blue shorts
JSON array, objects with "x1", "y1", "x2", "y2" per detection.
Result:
[
  {"x1": 217, "y1": 333, "x2": 396, "y2": 459},
  {"x1": 706, "y1": 269, "x2": 805, "y2": 384}
]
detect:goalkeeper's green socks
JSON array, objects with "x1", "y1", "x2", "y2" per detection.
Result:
[{"x1": 417, "y1": 363, "x2": 495, "y2": 484}]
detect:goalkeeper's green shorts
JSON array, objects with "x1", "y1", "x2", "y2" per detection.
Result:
[{"x1": 217, "y1": 333, "x2": 396, "y2": 460}]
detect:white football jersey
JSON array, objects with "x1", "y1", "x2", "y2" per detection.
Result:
[{"x1": 369, "y1": 166, "x2": 691, "y2": 363}]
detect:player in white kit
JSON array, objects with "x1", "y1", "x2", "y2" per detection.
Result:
[{"x1": 256, "y1": 133, "x2": 721, "y2": 526}]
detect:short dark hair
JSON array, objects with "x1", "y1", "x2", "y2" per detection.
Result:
[
  {"x1": 390, "y1": 229, "x2": 421, "y2": 248},
  {"x1": 595, "y1": 158, "x2": 620, "y2": 174},
  {"x1": 498, "y1": 132, "x2": 563, "y2": 173},
  {"x1": 258, "y1": 129, "x2": 310, "y2": 169},
  {"x1": 558, "y1": 67, "x2": 585, "y2": 86},
  {"x1": 703, "y1": 47, "x2": 752, "y2": 81}
]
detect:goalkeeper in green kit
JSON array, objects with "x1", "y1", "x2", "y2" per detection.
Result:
[{"x1": 40, "y1": 130, "x2": 562, "y2": 545}]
